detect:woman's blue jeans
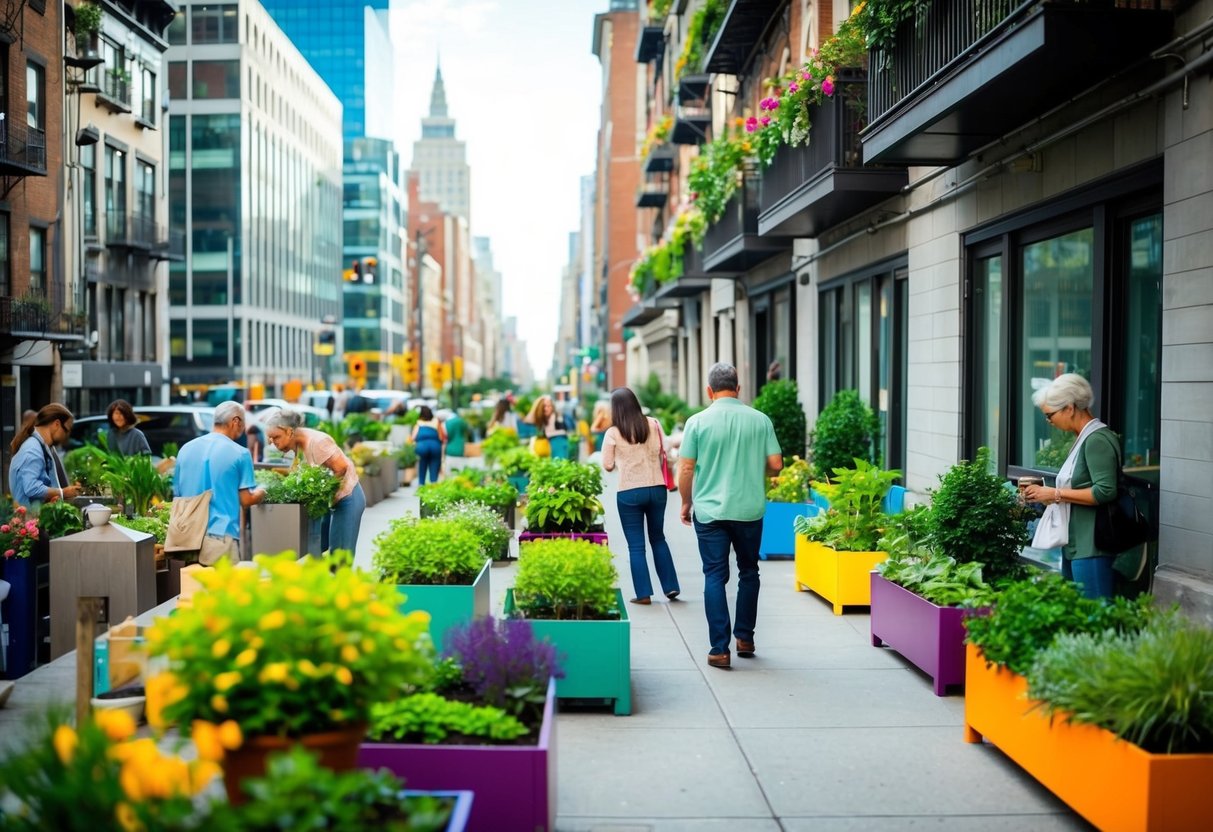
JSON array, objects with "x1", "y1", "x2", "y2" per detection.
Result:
[
  {"x1": 416, "y1": 442, "x2": 442, "y2": 485},
  {"x1": 616, "y1": 485, "x2": 680, "y2": 600},
  {"x1": 1062, "y1": 555, "x2": 1115, "y2": 600},
  {"x1": 692, "y1": 516, "x2": 763, "y2": 655},
  {"x1": 323, "y1": 483, "x2": 366, "y2": 558}
]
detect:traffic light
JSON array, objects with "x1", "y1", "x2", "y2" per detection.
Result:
[
  {"x1": 349, "y1": 356, "x2": 367, "y2": 383},
  {"x1": 402, "y1": 350, "x2": 420, "y2": 385},
  {"x1": 452, "y1": 356, "x2": 464, "y2": 381}
]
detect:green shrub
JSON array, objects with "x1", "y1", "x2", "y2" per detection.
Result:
[
  {"x1": 482, "y1": 427, "x2": 521, "y2": 465},
  {"x1": 766, "y1": 457, "x2": 811, "y2": 503},
  {"x1": 497, "y1": 447, "x2": 537, "y2": 478},
  {"x1": 525, "y1": 459, "x2": 604, "y2": 532},
  {"x1": 513, "y1": 539, "x2": 618, "y2": 620},
  {"x1": 753, "y1": 379, "x2": 806, "y2": 461},
  {"x1": 110, "y1": 514, "x2": 167, "y2": 545},
  {"x1": 1026, "y1": 614, "x2": 1213, "y2": 754},
  {"x1": 927, "y1": 447, "x2": 1031, "y2": 583},
  {"x1": 809, "y1": 389, "x2": 880, "y2": 480},
  {"x1": 417, "y1": 476, "x2": 517, "y2": 515},
  {"x1": 373, "y1": 517, "x2": 485, "y2": 585},
  {"x1": 258, "y1": 463, "x2": 341, "y2": 520},
  {"x1": 395, "y1": 441, "x2": 418, "y2": 469},
  {"x1": 964, "y1": 572, "x2": 1154, "y2": 675},
  {"x1": 368, "y1": 693, "x2": 528, "y2": 744},
  {"x1": 64, "y1": 445, "x2": 109, "y2": 495},
  {"x1": 794, "y1": 459, "x2": 899, "y2": 551},
  {"x1": 37, "y1": 500, "x2": 83, "y2": 540},
  {"x1": 437, "y1": 501, "x2": 512, "y2": 560}
]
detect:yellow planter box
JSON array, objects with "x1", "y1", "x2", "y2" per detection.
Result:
[
  {"x1": 793, "y1": 535, "x2": 887, "y2": 615},
  {"x1": 964, "y1": 644, "x2": 1213, "y2": 831}
]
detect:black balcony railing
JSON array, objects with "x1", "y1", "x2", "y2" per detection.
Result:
[
  {"x1": 106, "y1": 211, "x2": 158, "y2": 249},
  {"x1": 701, "y1": 173, "x2": 787, "y2": 273},
  {"x1": 863, "y1": 0, "x2": 1174, "y2": 164},
  {"x1": 644, "y1": 144, "x2": 676, "y2": 174},
  {"x1": 0, "y1": 119, "x2": 48, "y2": 176},
  {"x1": 0, "y1": 287, "x2": 87, "y2": 340},
  {"x1": 99, "y1": 72, "x2": 132, "y2": 111},
  {"x1": 636, "y1": 178, "x2": 670, "y2": 209},
  {"x1": 671, "y1": 105, "x2": 711, "y2": 145},
  {"x1": 635, "y1": 24, "x2": 666, "y2": 63},
  {"x1": 704, "y1": 0, "x2": 785, "y2": 75},
  {"x1": 153, "y1": 227, "x2": 186, "y2": 261}
]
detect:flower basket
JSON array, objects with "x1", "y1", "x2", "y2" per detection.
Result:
[
  {"x1": 793, "y1": 535, "x2": 887, "y2": 614},
  {"x1": 963, "y1": 644, "x2": 1213, "y2": 831}
]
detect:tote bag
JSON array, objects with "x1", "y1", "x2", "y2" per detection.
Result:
[
  {"x1": 164, "y1": 489, "x2": 212, "y2": 554},
  {"x1": 650, "y1": 418, "x2": 677, "y2": 492}
]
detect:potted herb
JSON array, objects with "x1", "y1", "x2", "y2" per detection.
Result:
[
  {"x1": 417, "y1": 473, "x2": 517, "y2": 523},
  {"x1": 36, "y1": 500, "x2": 84, "y2": 540},
  {"x1": 144, "y1": 553, "x2": 433, "y2": 803},
  {"x1": 504, "y1": 538, "x2": 630, "y2": 714},
  {"x1": 252, "y1": 464, "x2": 339, "y2": 558},
  {"x1": 372, "y1": 516, "x2": 491, "y2": 652},
  {"x1": 758, "y1": 456, "x2": 816, "y2": 559},
  {"x1": 519, "y1": 458, "x2": 606, "y2": 543},
  {"x1": 497, "y1": 446, "x2": 537, "y2": 500},
  {"x1": 360, "y1": 618, "x2": 563, "y2": 832},
  {"x1": 793, "y1": 459, "x2": 899, "y2": 613},
  {"x1": 437, "y1": 501, "x2": 513, "y2": 563}
]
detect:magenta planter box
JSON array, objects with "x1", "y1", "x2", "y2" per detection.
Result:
[
  {"x1": 358, "y1": 678, "x2": 557, "y2": 832},
  {"x1": 869, "y1": 573, "x2": 976, "y2": 696},
  {"x1": 518, "y1": 531, "x2": 608, "y2": 546}
]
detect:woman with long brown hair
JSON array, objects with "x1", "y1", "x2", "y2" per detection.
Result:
[
  {"x1": 9, "y1": 404, "x2": 81, "y2": 509},
  {"x1": 105, "y1": 399, "x2": 152, "y2": 457},
  {"x1": 601, "y1": 387, "x2": 680, "y2": 605}
]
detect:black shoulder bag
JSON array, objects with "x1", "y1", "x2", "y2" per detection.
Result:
[{"x1": 1093, "y1": 470, "x2": 1154, "y2": 554}]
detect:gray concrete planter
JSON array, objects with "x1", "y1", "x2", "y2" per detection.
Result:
[{"x1": 251, "y1": 503, "x2": 310, "y2": 558}]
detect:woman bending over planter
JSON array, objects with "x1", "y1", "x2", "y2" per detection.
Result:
[
  {"x1": 601, "y1": 387, "x2": 679, "y2": 605},
  {"x1": 263, "y1": 408, "x2": 365, "y2": 555}
]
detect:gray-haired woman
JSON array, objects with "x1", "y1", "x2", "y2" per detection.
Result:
[
  {"x1": 1021, "y1": 373, "x2": 1120, "y2": 599},
  {"x1": 262, "y1": 409, "x2": 365, "y2": 557}
]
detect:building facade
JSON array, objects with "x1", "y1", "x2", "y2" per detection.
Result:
[
  {"x1": 410, "y1": 65, "x2": 471, "y2": 224},
  {"x1": 165, "y1": 0, "x2": 343, "y2": 395}
]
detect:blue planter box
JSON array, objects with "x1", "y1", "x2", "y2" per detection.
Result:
[
  {"x1": 759, "y1": 502, "x2": 818, "y2": 559},
  {"x1": 809, "y1": 484, "x2": 906, "y2": 515},
  {"x1": 1, "y1": 555, "x2": 37, "y2": 679},
  {"x1": 396, "y1": 559, "x2": 491, "y2": 653}
]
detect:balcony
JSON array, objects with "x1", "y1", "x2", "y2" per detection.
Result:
[
  {"x1": 0, "y1": 119, "x2": 47, "y2": 176},
  {"x1": 758, "y1": 74, "x2": 907, "y2": 238},
  {"x1": 97, "y1": 71, "x2": 132, "y2": 113},
  {"x1": 644, "y1": 144, "x2": 676, "y2": 174},
  {"x1": 704, "y1": 0, "x2": 786, "y2": 75},
  {"x1": 622, "y1": 271, "x2": 679, "y2": 327},
  {"x1": 0, "y1": 292, "x2": 87, "y2": 341},
  {"x1": 671, "y1": 105, "x2": 711, "y2": 145},
  {"x1": 152, "y1": 227, "x2": 186, "y2": 262},
  {"x1": 862, "y1": 0, "x2": 1174, "y2": 165},
  {"x1": 701, "y1": 174, "x2": 789, "y2": 273},
  {"x1": 653, "y1": 243, "x2": 713, "y2": 300},
  {"x1": 636, "y1": 177, "x2": 670, "y2": 209},
  {"x1": 106, "y1": 211, "x2": 157, "y2": 250},
  {"x1": 678, "y1": 74, "x2": 710, "y2": 104},
  {"x1": 635, "y1": 24, "x2": 666, "y2": 63}
]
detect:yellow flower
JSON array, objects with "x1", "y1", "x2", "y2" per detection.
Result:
[
  {"x1": 210, "y1": 694, "x2": 229, "y2": 713},
  {"x1": 235, "y1": 648, "x2": 258, "y2": 668},
  {"x1": 214, "y1": 671, "x2": 242, "y2": 692},
  {"x1": 259, "y1": 610, "x2": 287, "y2": 630},
  {"x1": 191, "y1": 721, "x2": 225, "y2": 762},
  {"x1": 94, "y1": 709, "x2": 137, "y2": 742},
  {"x1": 284, "y1": 586, "x2": 307, "y2": 603},
  {"x1": 217, "y1": 720, "x2": 243, "y2": 750},
  {"x1": 297, "y1": 659, "x2": 318, "y2": 677},
  {"x1": 259, "y1": 662, "x2": 290, "y2": 684},
  {"x1": 119, "y1": 766, "x2": 144, "y2": 802},
  {"x1": 361, "y1": 637, "x2": 376, "y2": 655},
  {"x1": 341, "y1": 644, "x2": 360, "y2": 664},
  {"x1": 211, "y1": 638, "x2": 231, "y2": 658},
  {"x1": 145, "y1": 672, "x2": 188, "y2": 730},
  {"x1": 189, "y1": 760, "x2": 222, "y2": 795},
  {"x1": 53, "y1": 725, "x2": 77, "y2": 765},
  {"x1": 334, "y1": 666, "x2": 353, "y2": 685},
  {"x1": 335, "y1": 593, "x2": 351, "y2": 610},
  {"x1": 114, "y1": 801, "x2": 142, "y2": 832},
  {"x1": 368, "y1": 601, "x2": 391, "y2": 618}
]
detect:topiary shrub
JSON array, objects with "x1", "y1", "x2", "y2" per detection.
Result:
[
  {"x1": 926, "y1": 447, "x2": 1031, "y2": 583},
  {"x1": 752, "y1": 379, "x2": 806, "y2": 461},
  {"x1": 809, "y1": 389, "x2": 880, "y2": 480},
  {"x1": 372, "y1": 516, "x2": 485, "y2": 585}
]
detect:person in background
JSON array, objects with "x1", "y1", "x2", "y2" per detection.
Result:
[
  {"x1": 244, "y1": 405, "x2": 265, "y2": 463},
  {"x1": 766, "y1": 361, "x2": 782, "y2": 383},
  {"x1": 679, "y1": 363, "x2": 782, "y2": 669},
  {"x1": 488, "y1": 397, "x2": 518, "y2": 433},
  {"x1": 601, "y1": 387, "x2": 680, "y2": 605},
  {"x1": 526, "y1": 396, "x2": 569, "y2": 460},
  {"x1": 263, "y1": 409, "x2": 365, "y2": 556},
  {"x1": 9, "y1": 404, "x2": 81, "y2": 509},
  {"x1": 411, "y1": 406, "x2": 446, "y2": 485},
  {"x1": 105, "y1": 399, "x2": 152, "y2": 456},
  {"x1": 444, "y1": 410, "x2": 468, "y2": 458},
  {"x1": 1021, "y1": 373, "x2": 1120, "y2": 600},
  {"x1": 589, "y1": 400, "x2": 612, "y2": 454},
  {"x1": 174, "y1": 401, "x2": 265, "y2": 564}
]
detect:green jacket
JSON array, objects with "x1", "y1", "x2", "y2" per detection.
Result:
[{"x1": 1064, "y1": 427, "x2": 1120, "y2": 561}]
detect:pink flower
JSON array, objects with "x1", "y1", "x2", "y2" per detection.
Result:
[
  {"x1": 25, "y1": 522, "x2": 36, "y2": 532},
  {"x1": 788, "y1": 82, "x2": 799, "y2": 94},
  {"x1": 16, "y1": 506, "x2": 26, "y2": 515},
  {"x1": 801, "y1": 71, "x2": 811, "y2": 81},
  {"x1": 4, "y1": 549, "x2": 14, "y2": 558},
  {"x1": 1, "y1": 525, "x2": 8, "y2": 533},
  {"x1": 17, "y1": 528, "x2": 25, "y2": 537},
  {"x1": 759, "y1": 97, "x2": 780, "y2": 111},
  {"x1": 822, "y1": 77, "x2": 835, "y2": 97},
  {"x1": 744, "y1": 116, "x2": 758, "y2": 133},
  {"x1": 760, "y1": 115, "x2": 771, "y2": 127}
]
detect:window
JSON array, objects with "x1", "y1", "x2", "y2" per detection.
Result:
[
  {"x1": 167, "y1": 9, "x2": 187, "y2": 45},
  {"x1": 108, "y1": 287, "x2": 126, "y2": 361},
  {"x1": 25, "y1": 62, "x2": 44, "y2": 129},
  {"x1": 105, "y1": 145, "x2": 127, "y2": 240},
  {"x1": 191, "y1": 60, "x2": 239, "y2": 99},
  {"x1": 136, "y1": 160, "x2": 155, "y2": 223},
  {"x1": 29, "y1": 227, "x2": 46, "y2": 294},
  {"x1": 0, "y1": 213, "x2": 8, "y2": 297},
  {"x1": 81, "y1": 144, "x2": 97, "y2": 237},
  {"x1": 168, "y1": 62, "x2": 186, "y2": 101},
  {"x1": 819, "y1": 258, "x2": 910, "y2": 473},
  {"x1": 191, "y1": 4, "x2": 238, "y2": 45},
  {"x1": 100, "y1": 39, "x2": 128, "y2": 104},
  {"x1": 140, "y1": 66, "x2": 157, "y2": 123},
  {"x1": 191, "y1": 318, "x2": 231, "y2": 366}
]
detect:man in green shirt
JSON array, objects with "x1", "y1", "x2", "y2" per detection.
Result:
[{"x1": 679, "y1": 363, "x2": 783, "y2": 669}]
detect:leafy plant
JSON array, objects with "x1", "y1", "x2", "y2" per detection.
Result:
[
  {"x1": 809, "y1": 389, "x2": 881, "y2": 480},
  {"x1": 753, "y1": 378, "x2": 806, "y2": 461},
  {"x1": 368, "y1": 693, "x2": 528, "y2": 745},
  {"x1": 343, "y1": 413, "x2": 391, "y2": 442},
  {"x1": 36, "y1": 500, "x2": 83, "y2": 540},
  {"x1": 395, "y1": 441, "x2": 418, "y2": 469},
  {"x1": 436, "y1": 501, "x2": 512, "y2": 561},
  {"x1": 852, "y1": 0, "x2": 932, "y2": 67},
  {"x1": 497, "y1": 447, "x2": 537, "y2": 478},
  {"x1": 373, "y1": 516, "x2": 486, "y2": 585},
  {"x1": 444, "y1": 617, "x2": 564, "y2": 719},
  {"x1": 65, "y1": 445, "x2": 110, "y2": 495},
  {"x1": 1034, "y1": 429, "x2": 1076, "y2": 470},
  {"x1": 648, "y1": 0, "x2": 673, "y2": 22},
  {"x1": 1026, "y1": 614, "x2": 1213, "y2": 754},
  {"x1": 687, "y1": 121, "x2": 749, "y2": 225},
  {"x1": 639, "y1": 114, "x2": 673, "y2": 160},
  {"x1": 317, "y1": 419, "x2": 353, "y2": 449},
  {"x1": 160, "y1": 441, "x2": 180, "y2": 460},
  {"x1": 927, "y1": 447, "x2": 1031, "y2": 583},
  {"x1": 794, "y1": 459, "x2": 899, "y2": 552},
  {"x1": 482, "y1": 426, "x2": 521, "y2": 465},
  {"x1": 213, "y1": 747, "x2": 452, "y2": 831},
  {"x1": 673, "y1": 0, "x2": 726, "y2": 84},
  {"x1": 260, "y1": 463, "x2": 341, "y2": 520},
  {"x1": 512, "y1": 539, "x2": 619, "y2": 620},
  {"x1": 110, "y1": 514, "x2": 167, "y2": 545},
  {"x1": 766, "y1": 456, "x2": 812, "y2": 503},
  {"x1": 101, "y1": 452, "x2": 170, "y2": 516},
  {"x1": 878, "y1": 553, "x2": 996, "y2": 608},
  {"x1": 524, "y1": 458, "x2": 604, "y2": 533},
  {"x1": 0, "y1": 506, "x2": 40, "y2": 560},
  {"x1": 963, "y1": 572, "x2": 1154, "y2": 676},
  {"x1": 74, "y1": 2, "x2": 103, "y2": 38},
  {"x1": 417, "y1": 475, "x2": 517, "y2": 515}
]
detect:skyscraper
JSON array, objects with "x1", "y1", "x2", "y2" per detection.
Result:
[
  {"x1": 411, "y1": 64, "x2": 471, "y2": 223},
  {"x1": 257, "y1": 0, "x2": 394, "y2": 141}
]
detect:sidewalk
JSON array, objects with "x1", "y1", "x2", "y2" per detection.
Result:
[{"x1": 359, "y1": 475, "x2": 1091, "y2": 832}]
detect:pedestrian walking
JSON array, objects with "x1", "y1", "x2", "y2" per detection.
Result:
[
  {"x1": 589, "y1": 400, "x2": 612, "y2": 454},
  {"x1": 488, "y1": 397, "x2": 518, "y2": 433},
  {"x1": 262, "y1": 409, "x2": 365, "y2": 557},
  {"x1": 444, "y1": 410, "x2": 468, "y2": 458},
  {"x1": 105, "y1": 399, "x2": 152, "y2": 456},
  {"x1": 9, "y1": 404, "x2": 81, "y2": 509},
  {"x1": 601, "y1": 387, "x2": 680, "y2": 605},
  {"x1": 411, "y1": 405, "x2": 446, "y2": 485},
  {"x1": 678, "y1": 362, "x2": 782, "y2": 669},
  {"x1": 174, "y1": 401, "x2": 266, "y2": 564},
  {"x1": 526, "y1": 396, "x2": 569, "y2": 459}
]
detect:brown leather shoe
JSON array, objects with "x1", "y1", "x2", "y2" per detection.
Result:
[
  {"x1": 630, "y1": 596, "x2": 651, "y2": 605},
  {"x1": 735, "y1": 639, "x2": 755, "y2": 657},
  {"x1": 707, "y1": 651, "x2": 731, "y2": 669}
]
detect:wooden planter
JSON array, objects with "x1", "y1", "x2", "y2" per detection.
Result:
[
  {"x1": 396, "y1": 559, "x2": 491, "y2": 653},
  {"x1": 964, "y1": 643, "x2": 1213, "y2": 831},
  {"x1": 504, "y1": 588, "x2": 630, "y2": 715},
  {"x1": 250, "y1": 503, "x2": 311, "y2": 558},
  {"x1": 758, "y1": 501, "x2": 817, "y2": 559},
  {"x1": 359, "y1": 677, "x2": 557, "y2": 832},
  {"x1": 870, "y1": 573, "x2": 980, "y2": 695},
  {"x1": 793, "y1": 535, "x2": 887, "y2": 614}
]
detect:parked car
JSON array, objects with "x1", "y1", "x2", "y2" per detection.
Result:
[
  {"x1": 244, "y1": 399, "x2": 329, "y2": 427},
  {"x1": 69, "y1": 406, "x2": 215, "y2": 458}
]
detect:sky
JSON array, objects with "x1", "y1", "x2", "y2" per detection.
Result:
[{"x1": 389, "y1": 0, "x2": 607, "y2": 381}]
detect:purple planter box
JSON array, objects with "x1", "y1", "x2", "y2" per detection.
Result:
[
  {"x1": 358, "y1": 677, "x2": 557, "y2": 832},
  {"x1": 869, "y1": 573, "x2": 978, "y2": 696},
  {"x1": 518, "y1": 531, "x2": 608, "y2": 546}
]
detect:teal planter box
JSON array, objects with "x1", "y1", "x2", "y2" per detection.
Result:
[
  {"x1": 503, "y1": 588, "x2": 631, "y2": 716},
  {"x1": 397, "y1": 559, "x2": 491, "y2": 653},
  {"x1": 759, "y1": 502, "x2": 818, "y2": 559},
  {"x1": 506, "y1": 475, "x2": 530, "y2": 495}
]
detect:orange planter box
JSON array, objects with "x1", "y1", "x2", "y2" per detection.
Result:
[{"x1": 964, "y1": 643, "x2": 1213, "y2": 832}]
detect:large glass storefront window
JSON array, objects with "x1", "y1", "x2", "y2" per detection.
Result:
[{"x1": 1120, "y1": 214, "x2": 1163, "y2": 473}]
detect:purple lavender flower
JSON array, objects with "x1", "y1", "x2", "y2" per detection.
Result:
[{"x1": 444, "y1": 617, "x2": 565, "y2": 716}]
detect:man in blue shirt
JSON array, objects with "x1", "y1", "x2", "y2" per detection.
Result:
[{"x1": 175, "y1": 401, "x2": 265, "y2": 564}]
